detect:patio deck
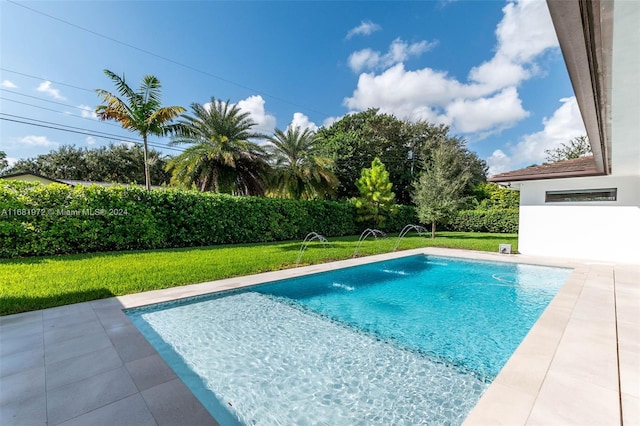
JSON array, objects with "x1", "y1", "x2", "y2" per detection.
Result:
[{"x1": 1, "y1": 248, "x2": 638, "y2": 425}]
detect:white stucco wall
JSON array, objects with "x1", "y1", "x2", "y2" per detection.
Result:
[
  {"x1": 515, "y1": 1, "x2": 640, "y2": 264},
  {"x1": 517, "y1": 176, "x2": 640, "y2": 264},
  {"x1": 610, "y1": 0, "x2": 640, "y2": 177}
]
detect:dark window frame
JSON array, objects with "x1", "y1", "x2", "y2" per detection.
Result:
[{"x1": 545, "y1": 188, "x2": 617, "y2": 203}]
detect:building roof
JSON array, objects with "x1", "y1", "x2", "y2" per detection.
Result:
[
  {"x1": 58, "y1": 179, "x2": 122, "y2": 188},
  {"x1": 0, "y1": 172, "x2": 164, "y2": 189},
  {"x1": 0, "y1": 171, "x2": 70, "y2": 185},
  {"x1": 489, "y1": 155, "x2": 601, "y2": 183},
  {"x1": 58, "y1": 179, "x2": 165, "y2": 190}
]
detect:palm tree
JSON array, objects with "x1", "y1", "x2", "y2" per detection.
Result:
[
  {"x1": 265, "y1": 126, "x2": 338, "y2": 200},
  {"x1": 95, "y1": 69, "x2": 185, "y2": 190},
  {"x1": 167, "y1": 98, "x2": 270, "y2": 195}
]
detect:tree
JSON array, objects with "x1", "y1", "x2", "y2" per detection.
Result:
[
  {"x1": 84, "y1": 144, "x2": 171, "y2": 184},
  {"x1": 414, "y1": 132, "x2": 487, "y2": 191},
  {"x1": 0, "y1": 151, "x2": 8, "y2": 174},
  {"x1": 316, "y1": 109, "x2": 487, "y2": 203},
  {"x1": 265, "y1": 126, "x2": 338, "y2": 199},
  {"x1": 4, "y1": 144, "x2": 171, "y2": 184},
  {"x1": 413, "y1": 142, "x2": 472, "y2": 238},
  {"x1": 544, "y1": 135, "x2": 591, "y2": 163},
  {"x1": 354, "y1": 157, "x2": 396, "y2": 229},
  {"x1": 317, "y1": 109, "x2": 410, "y2": 202},
  {"x1": 8, "y1": 145, "x2": 87, "y2": 178},
  {"x1": 96, "y1": 69, "x2": 185, "y2": 190},
  {"x1": 167, "y1": 98, "x2": 270, "y2": 195}
]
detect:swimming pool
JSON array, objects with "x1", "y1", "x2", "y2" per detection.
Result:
[{"x1": 126, "y1": 254, "x2": 572, "y2": 425}]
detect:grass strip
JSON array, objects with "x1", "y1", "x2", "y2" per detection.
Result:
[{"x1": 1, "y1": 232, "x2": 517, "y2": 315}]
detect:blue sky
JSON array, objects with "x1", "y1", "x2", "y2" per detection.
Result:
[{"x1": 0, "y1": 0, "x2": 585, "y2": 176}]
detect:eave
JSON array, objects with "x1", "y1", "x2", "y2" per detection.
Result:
[
  {"x1": 546, "y1": 0, "x2": 614, "y2": 174},
  {"x1": 489, "y1": 155, "x2": 602, "y2": 183}
]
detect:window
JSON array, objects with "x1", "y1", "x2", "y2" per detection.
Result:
[{"x1": 545, "y1": 188, "x2": 617, "y2": 203}]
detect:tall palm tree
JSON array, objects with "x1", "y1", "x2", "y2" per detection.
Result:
[
  {"x1": 95, "y1": 69, "x2": 185, "y2": 190},
  {"x1": 167, "y1": 98, "x2": 270, "y2": 195},
  {"x1": 265, "y1": 126, "x2": 338, "y2": 200}
]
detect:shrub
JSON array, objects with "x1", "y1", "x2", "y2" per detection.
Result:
[
  {"x1": 446, "y1": 209, "x2": 519, "y2": 234},
  {"x1": 0, "y1": 181, "x2": 358, "y2": 258},
  {"x1": 384, "y1": 205, "x2": 419, "y2": 232},
  {"x1": 0, "y1": 180, "x2": 516, "y2": 258}
]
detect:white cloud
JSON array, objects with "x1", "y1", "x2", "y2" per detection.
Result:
[
  {"x1": 343, "y1": 0, "x2": 560, "y2": 136},
  {"x1": 117, "y1": 141, "x2": 136, "y2": 149},
  {"x1": 348, "y1": 50, "x2": 380, "y2": 74},
  {"x1": 236, "y1": 95, "x2": 277, "y2": 135},
  {"x1": 5, "y1": 156, "x2": 18, "y2": 167},
  {"x1": 289, "y1": 112, "x2": 318, "y2": 132},
  {"x1": 1, "y1": 80, "x2": 17, "y2": 89},
  {"x1": 486, "y1": 97, "x2": 586, "y2": 175},
  {"x1": 468, "y1": 0, "x2": 558, "y2": 91},
  {"x1": 79, "y1": 105, "x2": 97, "y2": 119},
  {"x1": 467, "y1": 55, "x2": 530, "y2": 93},
  {"x1": 494, "y1": 0, "x2": 559, "y2": 64},
  {"x1": 346, "y1": 20, "x2": 381, "y2": 39},
  {"x1": 444, "y1": 87, "x2": 529, "y2": 133},
  {"x1": 16, "y1": 135, "x2": 59, "y2": 148},
  {"x1": 36, "y1": 81, "x2": 66, "y2": 100},
  {"x1": 322, "y1": 116, "x2": 341, "y2": 128},
  {"x1": 343, "y1": 62, "x2": 528, "y2": 134},
  {"x1": 344, "y1": 63, "x2": 461, "y2": 122},
  {"x1": 86, "y1": 136, "x2": 97, "y2": 145},
  {"x1": 486, "y1": 149, "x2": 514, "y2": 176},
  {"x1": 346, "y1": 64, "x2": 450, "y2": 110},
  {"x1": 348, "y1": 38, "x2": 437, "y2": 73}
]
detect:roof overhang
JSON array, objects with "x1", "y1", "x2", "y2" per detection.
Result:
[
  {"x1": 546, "y1": 0, "x2": 614, "y2": 175},
  {"x1": 489, "y1": 155, "x2": 602, "y2": 183},
  {"x1": 0, "y1": 171, "x2": 71, "y2": 185},
  {"x1": 490, "y1": 169, "x2": 602, "y2": 183}
]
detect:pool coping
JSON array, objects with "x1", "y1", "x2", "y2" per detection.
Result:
[{"x1": 1, "y1": 247, "x2": 638, "y2": 425}]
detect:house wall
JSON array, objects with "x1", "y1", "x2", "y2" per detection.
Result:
[
  {"x1": 517, "y1": 175, "x2": 640, "y2": 264},
  {"x1": 610, "y1": 0, "x2": 640, "y2": 177},
  {"x1": 516, "y1": 1, "x2": 639, "y2": 264}
]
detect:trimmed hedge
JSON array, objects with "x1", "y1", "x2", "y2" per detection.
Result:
[
  {"x1": 0, "y1": 181, "x2": 360, "y2": 258},
  {"x1": 0, "y1": 181, "x2": 518, "y2": 258},
  {"x1": 446, "y1": 209, "x2": 519, "y2": 234},
  {"x1": 385, "y1": 204, "x2": 419, "y2": 232}
]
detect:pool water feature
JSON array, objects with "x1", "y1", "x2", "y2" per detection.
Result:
[{"x1": 126, "y1": 255, "x2": 572, "y2": 425}]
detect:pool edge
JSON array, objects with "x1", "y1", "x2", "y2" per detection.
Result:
[
  {"x1": 3, "y1": 247, "x2": 633, "y2": 425},
  {"x1": 95, "y1": 248, "x2": 639, "y2": 425},
  {"x1": 463, "y1": 259, "x2": 631, "y2": 425}
]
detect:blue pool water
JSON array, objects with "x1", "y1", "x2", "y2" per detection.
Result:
[{"x1": 127, "y1": 255, "x2": 571, "y2": 425}]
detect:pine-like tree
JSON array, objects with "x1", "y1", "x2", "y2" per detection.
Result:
[{"x1": 354, "y1": 157, "x2": 396, "y2": 229}]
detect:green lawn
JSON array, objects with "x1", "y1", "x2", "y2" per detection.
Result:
[{"x1": 0, "y1": 232, "x2": 517, "y2": 315}]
